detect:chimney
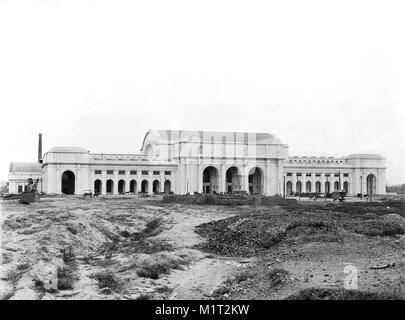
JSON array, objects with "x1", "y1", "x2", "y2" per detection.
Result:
[{"x1": 38, "y1": 133, "x2": 43, "y2": 163}]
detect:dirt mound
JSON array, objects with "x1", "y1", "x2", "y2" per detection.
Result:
[
  {"x1": 382, "y1": 214, "x2": 405, "y2": 229},
  {"x1": 286, "y1": 201, "x2": 405, "y2": 217},
  {"x1": 211, "y1": 267, "x2": 295, "y2": 299},
  {"x1": 285, "y1": 287, "x2": 403, "y2": 300},
  {"x1": 0, "y1": 199, "x2": 189, "y2": 299},
  {"x1": 194, "y1": 207, "x2": 404, "y2": 256},
  {"x1": 194, "y1": 213, "x2": 288, "y2": 256}
]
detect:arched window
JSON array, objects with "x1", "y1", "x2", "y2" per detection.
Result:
[
  {"x1": 296, "y1": 181, "x2": 302, "y2": 193},
  {"x1": 325, "y1": 181, "x2": 330, "y2": 193},
  {"x1": 306, "y1": 181, "x2": 311, "y2": 193},
  {"x1": 94, "y1": 179, "x2": 102, "y2": 194},
  {"x1": 286, "y1": 181, "x2": 292, "y2": 195},
  {"x1": 106, "y1": 179, "x2": 114, "y2": 194},
  {"x1": 153, "y1": 180, "x2": 160, "y2": 194},
  {"x1": 141, "y1": 180, "x2": 148, "y2": 193},
  {"x1": 130, "y1": 180, "x2": 137, "y2": 193},
  {"x1": 343, "y1": 181, "x2": 349, "y2": 194},
  {"x1": 334, "y1": 181, "x2": 339, "y2": 191},
  {"x1": 164, "y1": 180, "x2": 171, "y2": 194},
  {"x1": 118, "y1": 180, "x2": 125, "y2": 194}
]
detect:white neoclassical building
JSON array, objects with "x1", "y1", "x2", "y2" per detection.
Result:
[{"x1": 8, "y1": 130, "x2": 386, "y2": 196}]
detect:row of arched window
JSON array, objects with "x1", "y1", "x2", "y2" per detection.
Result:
[
  {"x1": 93, "y1": 179, "x2": 172, "y2": 194},
  {"x1": 286, "y1": 180, "x2": 349, "y2": 194}
]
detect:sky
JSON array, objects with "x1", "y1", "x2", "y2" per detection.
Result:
[{"x1": 0, "y1": 0, "x2": 404, "y2": 184}]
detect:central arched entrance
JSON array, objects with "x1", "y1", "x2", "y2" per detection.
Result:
[
  {"x1": 367, "y1": 174, "x2": 376, "y2": 195},
  {"x1": 248, "y1": 167, "x2": 263, "y2": 194},
  {"x1": 202, "y1": 166, "x2": 219, "y2": 194},
  {"x1": 225, "y1": 166, "x2": 242, "y2": 193},
  {"x1": 61, "y1": 170, "x2": 75, "y2": 195}
]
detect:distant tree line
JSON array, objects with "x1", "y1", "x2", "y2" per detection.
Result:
[
  {"x1": 0, "y1": 182, "x2": 8, "y2": 194},
  {"x1": 386, "y1": 184, "x2": 405, "y2": 194}
]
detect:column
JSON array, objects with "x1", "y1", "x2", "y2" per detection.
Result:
[
  {"x1": 243, "y1": 166, "x2": 249, "y2": 193},
  {"x1": 198, "y1": 163, "x2": 203, "y2": 193},
  {"x1": 196, "y1": 163, "x2": 200, "y2": 193},
  {"x1": 339, "y1": 172, "x2": 344, "y2": 191},
  {"x1": 302, "y1": 173, "x2": 306, "y2": 193},
  {"x1": 113, "y1": 170, "x2": 118, "y2": 195},
  {"x1": 330, "y1": 175, "x2": 334, "y2": 192},
  {"x1": 136, "y1": 171, "x2": 142, "y2": 193},
  {"x1": 90, "y1": 169, "x2": 95, "y2": 193},
  {"x1": 148, "y1": 171, "x2": 153, "y2": 195},
  {"x1": 362, "y1": 175, "x2": 367, "y2": 195},
  {"x1": 76, "y1": 165, "x2": 81, "y2": 195},
  {"x1": 102, "y1": 170, "x2": 107, "y2": 195},
  {"x1": 265, "y1": 160, "x2": 271, "y2": 195},
  {"x1": 125, "y1": 171, "x2": 130, "y2": 193},
  {"x1": 56, "y1": 165, "x2": 61, "y2": 194},
  {"x1": 160, "y1": 172, "x2": 164, "y2": 193},
  {"x1": 311, "y1": 173, "x2": 316, "y2": 192},
  {"x1": 219, "y1": 164, "x2": 226, "y2": 193},
  {"x1": 321, "y1": 173, "x2": 325, "y2": 193},
  {"x1": 171, "y1": 173, "x2": 176, "y2": 194},
  {"x1": 278, "y1": 160, "x2": 284, "y2": 195}
]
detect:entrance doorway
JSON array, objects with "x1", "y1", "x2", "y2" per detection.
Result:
[
  {"x1": 202, "y1": 166, "x2": 219, "y2": 194},
  {"x1": 248, "y1": 167, "x2": 263, "y2": 194},
  {"x1": 61, "y1": 171, "x2": 75, "y2": 195}
]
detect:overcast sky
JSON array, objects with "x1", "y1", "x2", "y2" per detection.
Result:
[{"x1": 0, "y1": 0, "x2": 404, "y2": 184}]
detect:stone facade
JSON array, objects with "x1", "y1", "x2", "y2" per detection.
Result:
[{"x1": 8, "y1": 130, "x2": 386, "y2": 196}]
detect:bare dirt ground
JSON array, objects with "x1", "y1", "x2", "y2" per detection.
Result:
[
  {"x1": 1, "y1": 196, "x2": 404, "y2": 300},
  {"x1": 0, "y1": 197, "x2": 242, "y2": 300}
]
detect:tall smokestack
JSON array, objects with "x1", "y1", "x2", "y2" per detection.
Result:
[{"x1": 38, "y1": 133, "x2": 43, "y2": 163}]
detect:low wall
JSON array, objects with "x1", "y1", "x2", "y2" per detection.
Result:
[{"x1": 162, "y1": 194, "x2": 297, "y2": 206}]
